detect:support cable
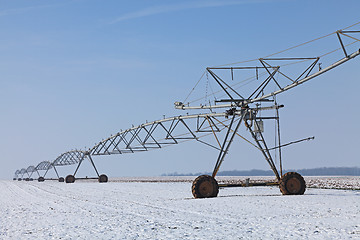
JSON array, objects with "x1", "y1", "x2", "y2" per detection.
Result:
[
  {"x1": 183, "y1": 71, "x2": 206, "y2": 103},
  {"x1": 183, "y1": 23, "x2": 360, "y2": 106},
  {"x1": 213, "y1": 21, "x2": 360, "y2": 67}
]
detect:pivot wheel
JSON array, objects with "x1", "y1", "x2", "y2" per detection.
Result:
[
  {"x1": 98, "y1": 174, "x2": 108, "y2": 183},
  {"x1": 192, "y1": 175, "x2": 219, "y2": 198},
  {"x1": 58, "y1": 177, "x2": 65, "y2": 182},
  {"x1": 65, "y1": 175, "x2": 75, "y2": 183},
  {"x1": 38, "y1": 177, "x2": 45, "y2": 182},
  {"x1": 279, "y1": 172, "x2": 306, "y2": 195}
]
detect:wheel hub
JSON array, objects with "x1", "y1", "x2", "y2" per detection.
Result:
[
  {"x1": 199, "y1": 181, "x2": 213, "y2": 197},
  {"x1": 286, "y1": 177, "x2": 301, "y2": 193}
]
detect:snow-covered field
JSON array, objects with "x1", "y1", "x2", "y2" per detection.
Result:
[{"x1": 1, "y1": 178, "x2": 359, "y2": 239}]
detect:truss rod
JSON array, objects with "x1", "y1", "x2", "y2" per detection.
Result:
[
  {"x1": 212, "y1": 112, "x2": 245, "y2": 177},
  {"x1": 178, "y1": 49, "x2": 360, "y2": 110},
  {"x1": 268, "y1": 136, "x2": 314, "y2": 151},
  {"x1": 245, "y1": 120, "x2": 280, "y2": 181}
]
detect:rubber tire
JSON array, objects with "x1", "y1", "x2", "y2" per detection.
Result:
[
  {"x1": 98, "y1": 174, "x2": 108, "y2": 183},
  {"x1": 25, "y1": 178, "x2": 29, "y2": 181},
  {"x1": 279, "y1": 172, "x2": 306, "y2": 195},
  {"x1": 192, "y1": 175, "x2": 219, "y2": 198},
  {"x1": 18, "y1": 178, "x2": 22, "y2": 181},
  {"x1": 65, "y1": 175, "x2": 75, "y2": 183},
  {"x1": 29, "y1": 178, "x2": 33, "y2": 181},
  {"x1": 38, "y1": 177, "x2": 45, "y2": 182},
  {"x1": 58, "y1": 177, "x2": 65, "y2": 182}
]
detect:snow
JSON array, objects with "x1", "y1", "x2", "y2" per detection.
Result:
[{"x1": 1, "y1": 178, "x2": 359, "y2": 239}]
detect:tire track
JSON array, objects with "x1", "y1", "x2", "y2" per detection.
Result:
[{"x1": 14, "y1": 181, "x2": 241, "y2": 225}]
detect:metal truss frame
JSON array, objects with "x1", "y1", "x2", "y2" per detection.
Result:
[
  {"x1": 177, "y1": 30, "x2": 360, "y2": 111},
  {"x1": 35, "y1": 161, "x2": 59, "y2": 179},
  {"x1": 52, "y1": 150, "x2": 102, "y2": 180},
  {"x1": 25, "y1": 166, "x2": 37, "y2": 178},
  {"x1": 13, "y1": 170, "x2": 20, "y2": 180},
  {"x1": 90, "y1": 113, "x2": 230, "y2": 157},
  {"x1": 19, "y1": 168, "x2": 27, "y2": 179},
  {"x1": 13, "y1": 27, "x2": 359, "y2": 188}
]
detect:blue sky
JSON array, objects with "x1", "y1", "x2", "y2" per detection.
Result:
[{"x1": 1, "y1": 0, "x2": 360, "y2": 179}]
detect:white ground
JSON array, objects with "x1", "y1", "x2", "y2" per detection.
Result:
[{"x1": 1, "y1": 178, "x2": 359, "y2": 239}]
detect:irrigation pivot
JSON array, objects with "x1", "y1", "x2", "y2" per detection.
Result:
[{"x1": 13, "y1": 24, "x2": 360, "y2": 198}]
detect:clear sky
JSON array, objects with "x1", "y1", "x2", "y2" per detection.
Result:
[{"x1": 1, "y1": 0, "x2": 360, "y2": 179}]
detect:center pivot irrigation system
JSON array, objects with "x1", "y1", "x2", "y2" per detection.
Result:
[{"x1": 14, "y1": 24, "x2": 360, "y2": 198}]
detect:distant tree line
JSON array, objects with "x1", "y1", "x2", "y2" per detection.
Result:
[{"x1": 162, "y1": 167, "x2": 360, "y2": 176}]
